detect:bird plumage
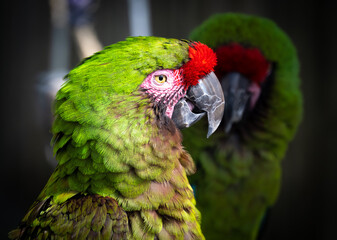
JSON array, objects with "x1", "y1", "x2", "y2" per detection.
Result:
[
  {"x1": 9, "y1": 36, "x2": 219, "y2": 240},
  {"x1": 183, "y1": 13, "x2": 303, "y2": 240}
]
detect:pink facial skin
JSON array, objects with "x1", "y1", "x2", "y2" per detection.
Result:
[
  {"x1": 248, "y1": 64, "x2": 270, "y2": 109},
  {"x1": 140, "y1": 69, "x2": 187, "y2": 118},
  {"x1": 248, "y1": 82, "x2": 261, "y2": 109}
]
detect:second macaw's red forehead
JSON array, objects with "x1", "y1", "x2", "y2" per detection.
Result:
[
  {"x1": 215, "y1": 43, "x2": 270, "y2": 84},
  {"x1": 181, "y1": 42, "x2": 217, "y2": 88}
]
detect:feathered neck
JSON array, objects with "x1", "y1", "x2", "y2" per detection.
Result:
[{"x1": 41, "y1": 93, "x2": 196, "y2": 209}]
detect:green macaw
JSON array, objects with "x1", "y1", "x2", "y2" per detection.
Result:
[
  {"x1": 182, "y1": 13, "x2": 303, "y2": 240},
  {"x1": 9, "y1": 36, "x2": 225, "y2": 239}
]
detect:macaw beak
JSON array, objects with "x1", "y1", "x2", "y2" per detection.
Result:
[
  {"x1": 221, "y1": 72, "x2": 251, "y2": 133},
  {"x1": 172, "y1": 72, "x2": 225, "y2": 138}
]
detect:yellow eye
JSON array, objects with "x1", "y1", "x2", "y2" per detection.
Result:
[{"x1": 155, "y1": 75, "x2": 167, "y2": 83}]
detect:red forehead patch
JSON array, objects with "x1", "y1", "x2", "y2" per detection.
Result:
[
  {"x1": 181, "y1": 42, "x2": 217, "y2": 88},
  {"x1": 215, "y1": 43, "x2": 270, "y2": 84}
]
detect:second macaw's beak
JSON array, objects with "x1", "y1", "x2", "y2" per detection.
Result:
[
  {"x1": 221, "y1": 72, "x2": 252, "y2": 133},
  {"x1": 172, "y1": 72, "x2": 225, "y2": 138}
]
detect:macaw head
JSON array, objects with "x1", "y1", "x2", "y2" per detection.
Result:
[
  {"x1": 214, "y1": 43, "x2": 270, "y2": 132},
  {"x1": 139, "y1": 41, "x2": 224, "y2": 137},
  {"x1": 190, "y1": 13, "x2": 300, "y2": 134},
  {"x1": 58, "y1": 37, "x2": 224, "y2": 137}
]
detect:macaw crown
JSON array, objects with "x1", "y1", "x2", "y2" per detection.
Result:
[{"x1": 181, "y1": 42, "x2": 217, "y2": 88}]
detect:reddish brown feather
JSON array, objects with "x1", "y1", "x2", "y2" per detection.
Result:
[{"x1": 8, "y1": 194, "x2": 129, "y2": 240}]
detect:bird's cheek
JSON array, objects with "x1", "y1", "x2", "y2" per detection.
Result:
[
  {"x1": 164, "y1": 88, "x2": 186, "y2": 119},
  {"x1": 165, "y1": 105, "x2": 175, "y2": 119}
]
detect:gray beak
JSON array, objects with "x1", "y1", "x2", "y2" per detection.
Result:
[
  {"x1": 172, "y1": 72, "x2": 225, "y2": 138},
  {"x1": 221, "y1": 72, "x2": 251, "y2": 133}
]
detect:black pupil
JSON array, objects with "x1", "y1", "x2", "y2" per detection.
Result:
[{"x1": 159, "y1": 75, "x2": 164, "y2": 81}]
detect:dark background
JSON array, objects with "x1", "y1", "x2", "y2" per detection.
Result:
[{"x1": 1, "y1": 0, "x2": 337, "y2": 239}]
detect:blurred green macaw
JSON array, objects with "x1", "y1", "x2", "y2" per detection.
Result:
[{"x1": 183, "y1": 13, "x2": 303, "y2": 240}]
